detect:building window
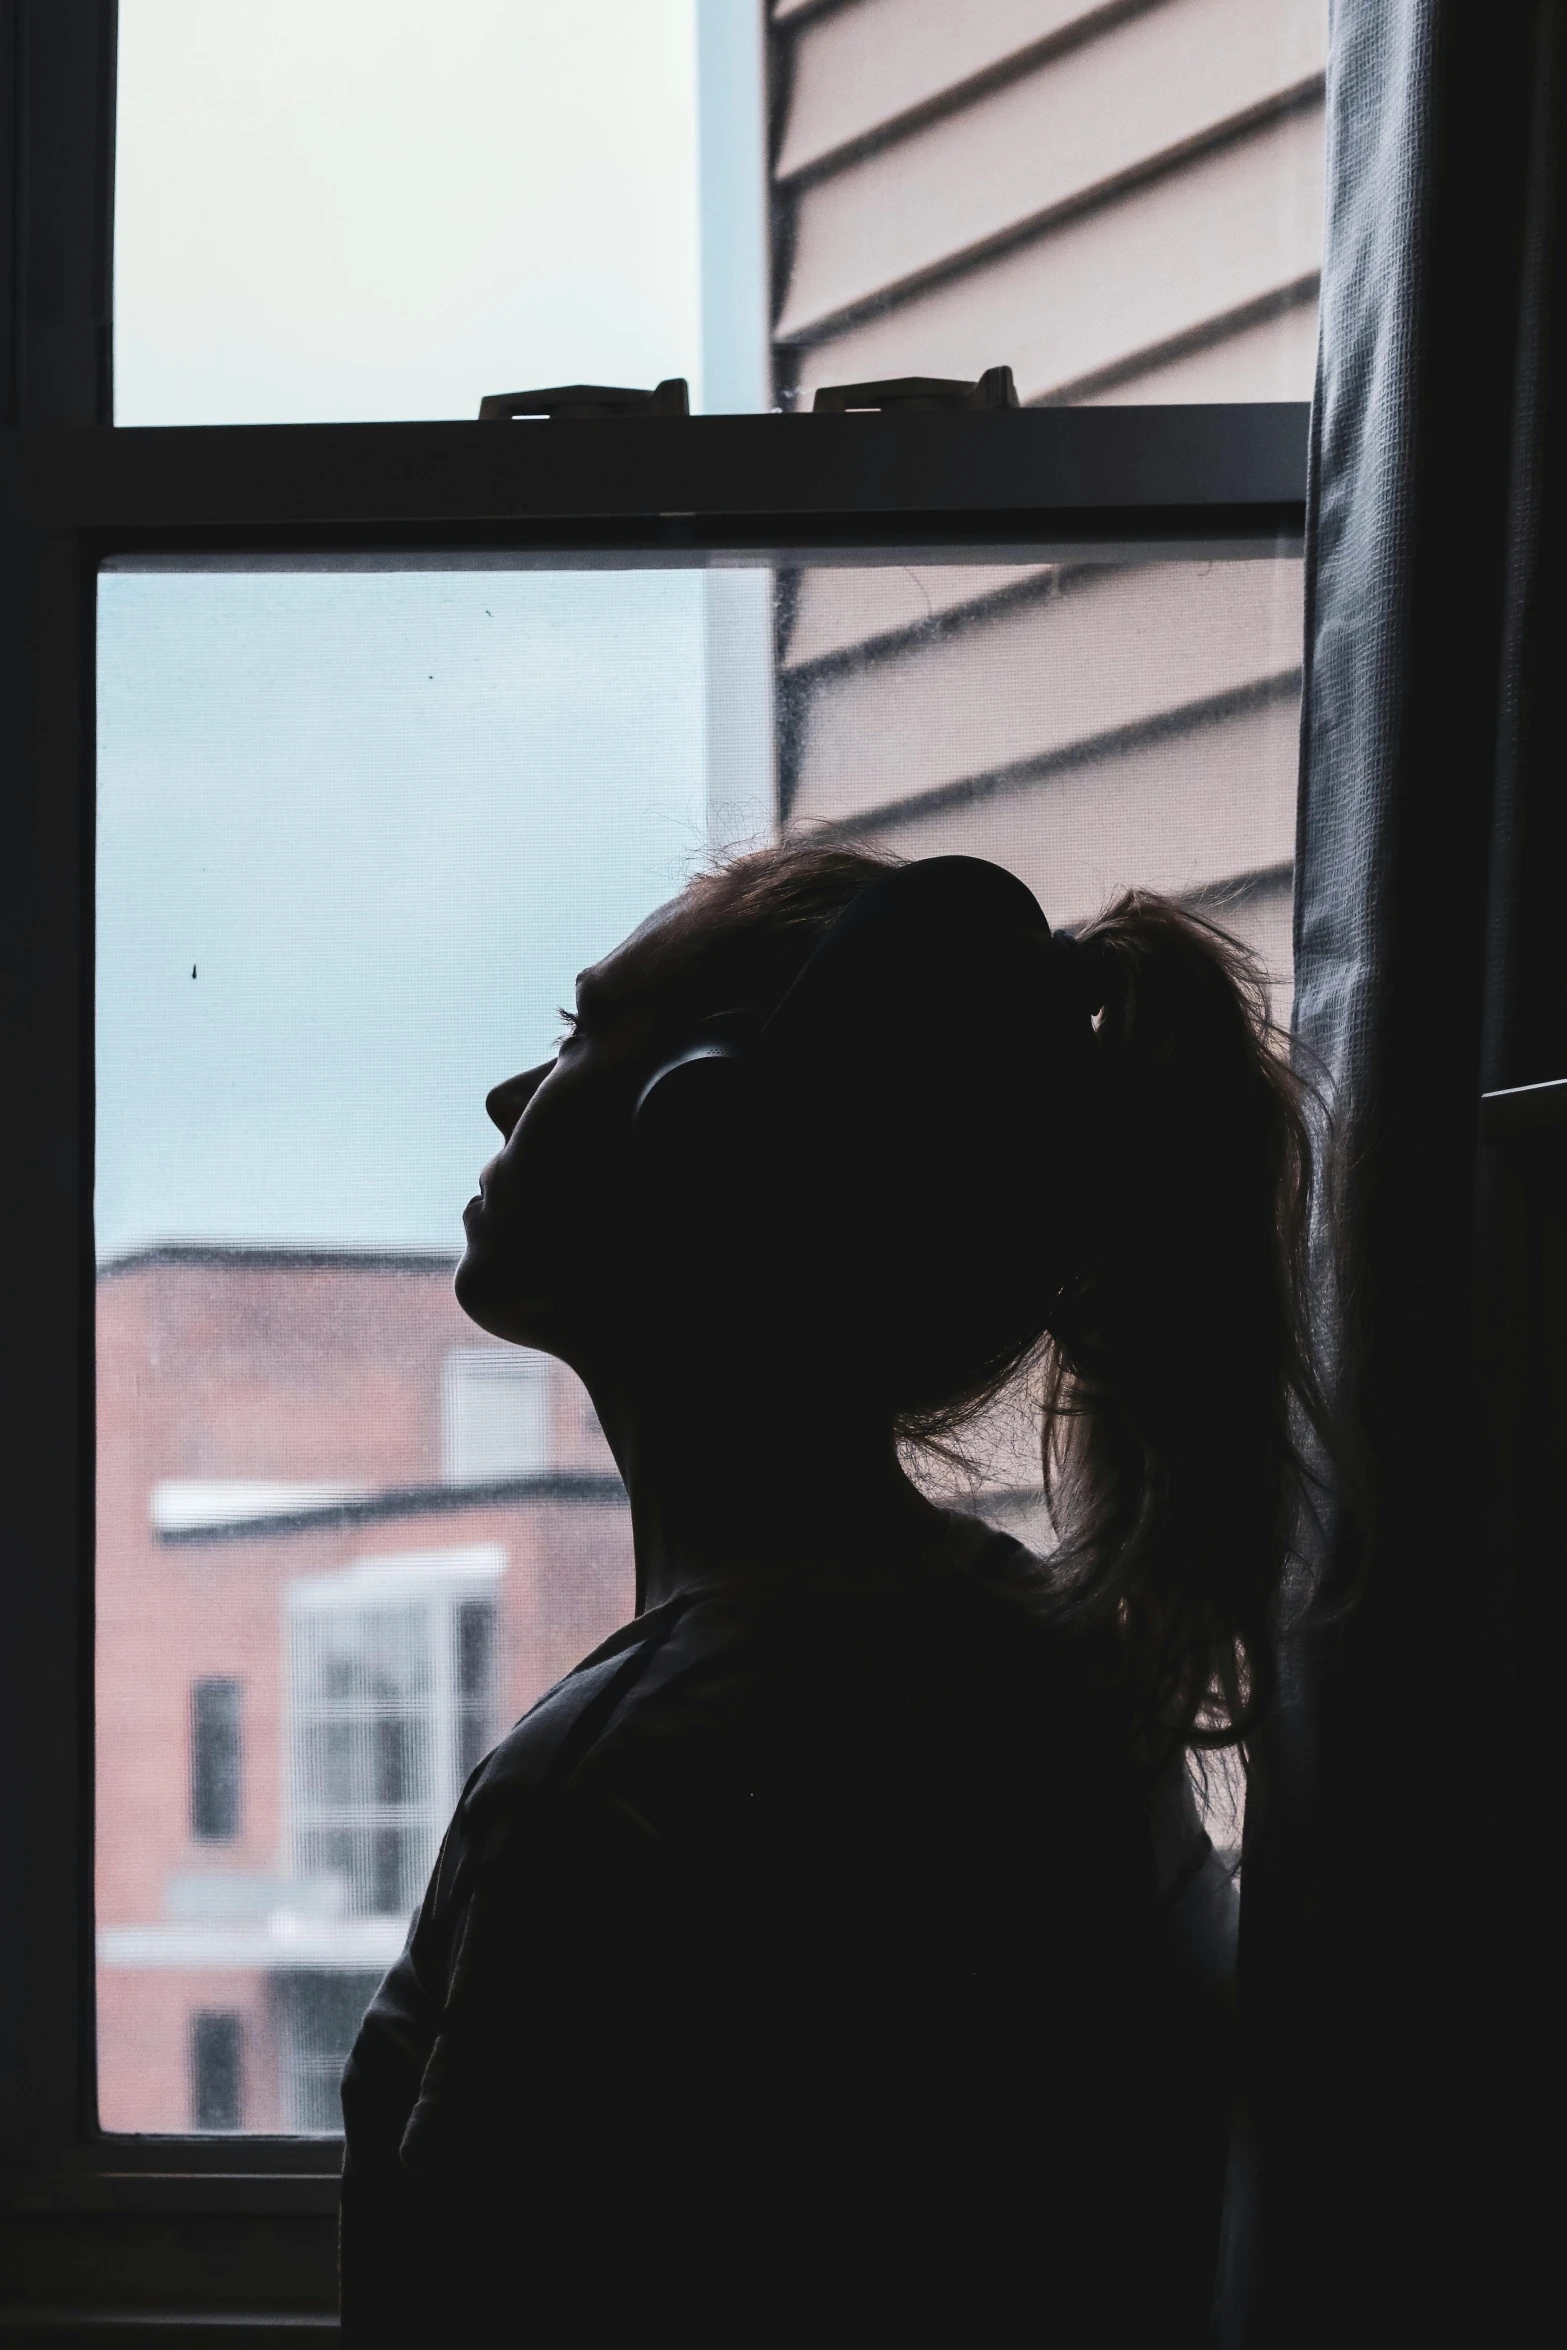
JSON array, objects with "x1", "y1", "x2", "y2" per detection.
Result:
[
  {"x1": 189, "y1": 2009, "x2": 244, "y2": 2131},
  {"x1": 287, "y1": 1547, "x2": 503, "y2": 1920},
  {"x1": 189, "y1": 1677, "x2": 243, "y2": 1842},
  {"x1": 441, "y1": 1345, "x2": 551, "y2": 1485},
  {"x1": 271, "y1": 1970, "x2": 386, "y2": 2136},
  {"x1": 454, "y1": 1598, "x2": 497, "y2": 1784}
]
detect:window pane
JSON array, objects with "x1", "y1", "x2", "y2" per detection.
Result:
[
  {"x1": 189, "y1": 1678, "x2": 242, "y2": 1842},
  {"x1": 114, "y1": 2, "x2": 1322, "y2": 427},
  {"x1": 769, "y1": 0, "x2": 1328, "y2": 408},
  {"x1": 114, "y1": 0, "x2": 707, "y2": 424},
  {"x1": 190, "y1": 2010, "x2": 246, "y2": 2131},
  {"x1": 95, "y1": 541, "x2": 1295, "y2": 2129},
  {"x1": 441, "y1": 1349, "x2": 552, "y2": 1485}
]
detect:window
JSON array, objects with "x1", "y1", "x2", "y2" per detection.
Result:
[
  {"x1": 113, "y1": 0, "x2": 706, "y2": 425},
  {"x1": 272, "y1": 1558, "x2": 502, "y2": 2131},
  {"x1": 189, "y1": 1677, "x2": 242, "y2": 1842},
  {"x1": 442, "y1": 1349, "x2": 553, "y2": 1486},
  {"x1": 272, "y1": 1972, "x2": 385, "y2": 2136},
  {"x1": 287, "y1": 1548, "x2": 502, "y2": 1921},
  {"x1": 2, "y1": 1, "x2": 1323, "y2": 2325},
  {"x1": 189, "y1": 2009, "x2": 245, "y2": 2132},
  {"x1": 92, "y1": 528, "x2": 1301, "y2": 2140}
]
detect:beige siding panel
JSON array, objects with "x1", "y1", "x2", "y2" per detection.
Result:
[
  {"x1": 789, "y1": 557, "x2": 1304, "y2": 828},
  {"x1": 784, "y1": 562, "x2": 1052, "y2": 669},
  {"x1": 775, "y1": 0, "x2": 1326, "y2": 338},
  {"x1": 792, "y1": 101, "x2": 1324, "y2": 404},
  {"x1": 857, "y1": 689, "x2": 1299, "y2": 930},
  {"x1": 1079, "y1": 288, "x2": 1319, "y2": 403},
  {"x1": 777, "y1": 0, "x2": 1113, "y2": 179}
]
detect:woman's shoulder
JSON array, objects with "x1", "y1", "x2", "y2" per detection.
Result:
[
  {"x1": 576, "y1": 1532, "x2": 1139, "y2": 1829},
  {"x1": 452, "y1": 1593, "x2": 692, "y2": 1839},
  {"x1": 444, "y1": 1525, "x2": 1146, "y2": 1902}
]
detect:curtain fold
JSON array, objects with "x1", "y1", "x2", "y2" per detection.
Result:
[{"x1": 1228, "y1": 4, "x2": 1564, "y2": 2339}]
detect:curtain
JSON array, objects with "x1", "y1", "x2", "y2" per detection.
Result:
[{"x1": 1226, "y1": 5, "x2": 1566, "y2": 2340}]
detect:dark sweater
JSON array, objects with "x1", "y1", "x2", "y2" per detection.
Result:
[{"x1": 340, "y1": 1535, "x2": 1235, "y2": 2341}]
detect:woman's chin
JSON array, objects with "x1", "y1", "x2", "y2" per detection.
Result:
[
  {"x1": 453, "y1": 1238, "x2": 509, "y2": 1336},
  {"x1": 453, "y1": 1240, "x2": 551, "y2": 1349}
]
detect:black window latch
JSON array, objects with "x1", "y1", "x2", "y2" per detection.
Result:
[
  {"x1": 811, "y1": 366, "x2": 1018, "y2": 413},
  {"x1": 478, "y1": 379, "x2": 690, "y2": 420},
  {"x1": 477, "y1": 369, "x2": 1018, "y2": 420}
]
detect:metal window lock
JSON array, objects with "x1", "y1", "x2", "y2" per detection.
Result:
[
  {"x1": 476, "y1": 371, "x2": 1019, "y2": 419},
  {"x1": 478, "y1": 379, "x2": 690, "y2": 420},
  {"x1": 811, "y1": 366, "x2": 1019, "y2": 413}
]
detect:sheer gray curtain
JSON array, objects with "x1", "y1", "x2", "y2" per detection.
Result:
[{"x1": 1227, "y1": 4, "x2": 1565, "y2": 2340}]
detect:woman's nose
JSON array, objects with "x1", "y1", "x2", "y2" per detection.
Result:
[{"x1": 486, "y1": 1063, "x2": 551, "y2": 1140}]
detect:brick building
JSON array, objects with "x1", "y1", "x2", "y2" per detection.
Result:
[{"x1": 95, "y1": 1249, "x2": 633, "y2": 2132}]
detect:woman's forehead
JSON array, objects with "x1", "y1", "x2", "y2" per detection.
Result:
[
  {"x1": 576, "y1": 891, "x2": 715, "y2": 1026},
  {"x1": 577, "y1": 857, "x2": 866, "y2": 1033},
  {"x1": 605, "y1": 893, "x2": 687, "y2": 969}
]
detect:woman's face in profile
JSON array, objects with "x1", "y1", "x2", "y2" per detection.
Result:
[{"x1": 454, "y1": 898, "x2": 682, "y2": 1356}]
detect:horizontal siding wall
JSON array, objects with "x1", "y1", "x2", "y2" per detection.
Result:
[
  {"x1": 776, "y1": 0, "x2": 1130, "y2": 179},
  {"x1": 779, "y1": 557, "x2": 1302, "y2": 982},
  {"x1": 771, "y1": 0, "x2": 1325, "y2": 408},
  {"x1": 763, "y1": 0, "x2": 1317, "y2": 1530},
  {"x1": 1084, "y1": 287, "x2": 1320, "y2": 404},
  {"x1": 766, "y1": 0, "x2": 1319, "y2": 1009},
  {"x1": 788, "y1": 102, "x2": 1324, "y2": 405},
  {"x1": 858, "y1": 694, "x2": 1300, "y2": 938},
  {"x1": 785, "y1": 561, "x2": 1055, "y2": 668},
  {"x1": 783, "y1": 559, "x2": 1302, "y2": 835},
  {"x1": 776, "y1": 0, "x2": 1324, "y2": 344},
  {"x1": 775, "y1": 540, "x2": 1305, "y2": 1007}
]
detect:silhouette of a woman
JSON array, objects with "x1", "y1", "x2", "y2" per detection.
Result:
[{"x1": 340, "y1": 848, "x2": 1333, "y2": 2342}]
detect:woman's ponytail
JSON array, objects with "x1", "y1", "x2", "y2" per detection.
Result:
[{"x1": 1038, "y1": 891, "x2": 1337, "y2": 1758}]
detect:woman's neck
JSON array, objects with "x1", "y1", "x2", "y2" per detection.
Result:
[{"x1": 587, "y1": 1366, "x2": 954, "y2": 1615}]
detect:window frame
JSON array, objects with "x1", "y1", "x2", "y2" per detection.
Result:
[
  {"x1": 0, "y1": 2, "x2": 1310, "y2": 2321},
  {"x1": 1, "y1": 404, "x2": 1305, "y2": 2221}
]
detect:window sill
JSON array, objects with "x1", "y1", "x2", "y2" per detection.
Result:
[{"x1": 3, "y1": 2152, "x2": 340, "y2": 2217}]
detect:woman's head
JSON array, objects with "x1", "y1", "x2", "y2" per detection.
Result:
[
  {"x1": 458, "y1": 842, "x2": 1335, "y2": 1750},
  {"x1": 455, "y1": 845, "x2": 888, "y2": 1368},
  {"x1": 458, "y1": 848, "x2": 1099, "y2": 1402}
]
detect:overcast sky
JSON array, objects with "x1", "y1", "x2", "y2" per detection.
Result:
[
  {"x1": 101, "y1": 3, "x2": 724, "y2": 1259},
  {"x1": 114, "y1": 0, "x2": 703, "y2": 424},
  {"x1": 97, "y1": 567, "x2": 712, "y2": 1257}
]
